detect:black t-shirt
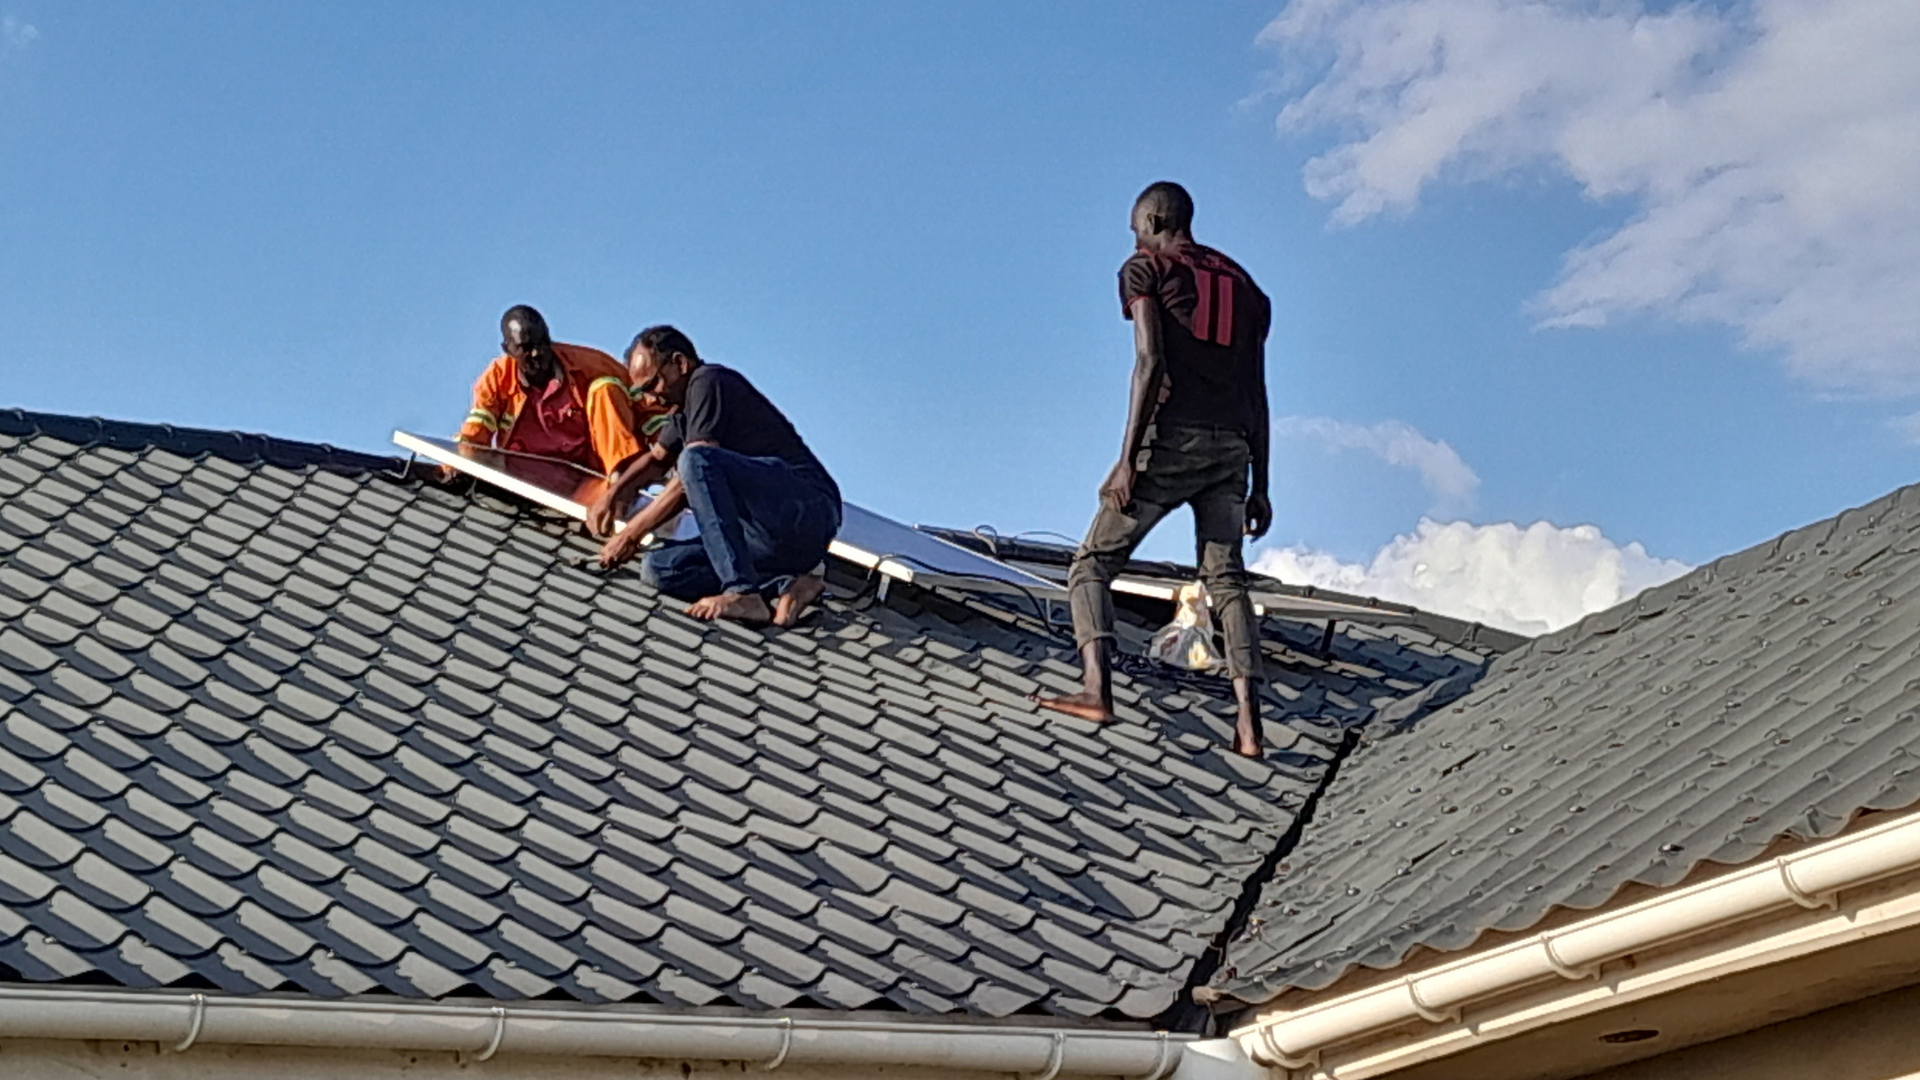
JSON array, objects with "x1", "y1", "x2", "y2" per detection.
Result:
[
  {"x1": 660, "y1": 364, "x2": 839, "y2": 500},
  {"x1": 1119, "y1": 241, "x2": 1270, "y2": 434}
]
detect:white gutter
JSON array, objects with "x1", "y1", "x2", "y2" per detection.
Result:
[
  {"x1": 1233, "y1": 807, "x2": 1920, "y2": 1071},
  {"x1": 0, "y1": 985, "x2": 1186, "y2": 1078}
]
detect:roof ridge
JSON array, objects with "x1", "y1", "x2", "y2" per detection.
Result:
[
  {"x1": 0, "y1": 405, "x2": 404, "y2": 477},
  {"x1": 1499, "y1": 479, "x2": 1920, "y2": 663}
]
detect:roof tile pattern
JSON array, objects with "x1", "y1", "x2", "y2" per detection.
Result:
[
  {"x1": 0, "y1": 411, "x2": 1473, "y2": 1021},
  {"x1": 1213, "y1": 482, "x2": 1920, "y2": 1004}
]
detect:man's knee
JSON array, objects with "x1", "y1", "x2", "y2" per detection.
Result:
[
  {"x1": 638, "y1": 551, "x2": 670, "y2": 591},
  {"x1": 1197, "y1": 542, "x2": 1250, "y2": 592},
  {"x1": 1067, "y1": 549, "x2": 1121, "y2": 591},
  {"x1": 677, "y1": 443, "x2": 721, "y2": 478}
]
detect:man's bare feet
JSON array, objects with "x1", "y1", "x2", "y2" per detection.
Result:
[
  {"x1": 687, "y1": 591, "x2": 773, "y2": 626},
  {"x1": 1033, "y1": 691, "x2": 1118, "y2": 723},
  {"x1": 1232, "y1": 724, "x2": 1263, "y2": 758},
  {"x1": 1231, "y1": 677, "x2": 1264, "y2": 758},
  {"x1": 771, "y1": 573, "x2": 826, "y2": 628}
]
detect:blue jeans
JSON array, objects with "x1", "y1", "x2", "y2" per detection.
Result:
[{"x1": 641, "y1": 445, "x2": 841, "y2": 600}]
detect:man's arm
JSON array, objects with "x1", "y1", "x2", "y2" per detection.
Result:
[
  {"x1": 583, "y1": 373, "x2": 645, "y2": 478},
  {"x1": 1102, "y1": 295, "x2": 1166, "y2": 510},
  {"x1": 458, "y1": 359, "x2": 511, "y2": 447},
  {"x1": 597, "y1": 473, "x2": 687, "y2": 568},
  {"x1": 597, "y1": 437, "x2": 717, "y2": 568},
  {"x1": 586, "y1": 441, "x2": 673, "y2": 537},
  {"x1": 1245, "y1": 337, "x2": 1272, "y2": 539}
]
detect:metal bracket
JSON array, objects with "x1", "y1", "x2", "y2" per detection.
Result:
[
  {"x1": 1405, "y1": 977, "x2": 1459, "y2": 1024},
  {"x1": 1023, "y1": 1032, "x2": 1066, "y2": 1080},
  {"x1": 1540, "y1": 933, "x2": 1595, "y2": 980},
  {"x1": 1132, "y1": 1031, "x2": 1175, "y2": 1080},
  {"x1": 457, "y1": 1005, "x2": 507, "y2": 1065},
  {"x1": 386, "y1": 450, "x2": 419, "y2": 483},
  {"x1": 1778, "y1": 858, "x2": 1838, "y2": 909},
  {"x1": 1317, "y1": 619, "x2": 1339, "y2": 657},
  {"x1": 171, "y1": 992, "x2": 206, "y2": 1053},
  {"x1": 1253, "y1": 1025, "x2": 1321, "y2": 1072},
  {"x1": 761, "y1": 1017, "x2": 794, "y2": 1071}
]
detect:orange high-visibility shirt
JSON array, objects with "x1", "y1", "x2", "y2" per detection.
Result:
[{"x1": 457, "y1": 343, "x2": 642, "y2": 476}]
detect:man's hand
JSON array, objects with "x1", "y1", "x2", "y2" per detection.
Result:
[
  {"x1": 598, "y1": 525, "x2": 648, "y2": 570},
  {"x1": 1244, "y1": 493, "x2": 1273, "y2": 540},
  {"x1": 584, "y1": 491, "x2": 620, "y2": 538},
  {"x1": 1100, "y1": 460, "x2": 1136, "y2": 512}
]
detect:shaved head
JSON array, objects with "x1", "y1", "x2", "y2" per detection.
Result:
[
  {"x1": 501, "y1": 305, "x2": 558, "y2": 388},
  {"x1": 502, "y1": 305, "x2": 551, "y2": 352},
  {"x1": 1132, "y1": 181, "x2": 1194, "y2": 247}
]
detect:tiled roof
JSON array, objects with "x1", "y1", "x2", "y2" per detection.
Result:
[
  {"x1": 1210, "y1": 480, "x2": 1920, "y2": 1006},
  {"x1": 0, "y1": 409, "x2": 1490, "y2": 1025}
]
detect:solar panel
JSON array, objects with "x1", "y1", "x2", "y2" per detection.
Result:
[
  {"x1": 393, "y1": 431, "x2": 1051, "y2": 595},
  {"x1": 390, "y1": 430, "x2": 697, "y2": 539},
  {"x1": 830, "y1": 503, "x2": 1062, "y2": 595}
]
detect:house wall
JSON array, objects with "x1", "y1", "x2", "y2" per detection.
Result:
[
  {"x1": 0, "y1": 1038, "x2": 1003, "y2": 1080},
  {"x1": 1574, "y1": 981, "x2": 1920, "y2": 1080}
]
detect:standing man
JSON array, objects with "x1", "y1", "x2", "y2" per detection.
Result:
[
  {"x1": 457, "y1": 305, "x2": 649, "y2": 483},
  {"x1": 590, "y1": 326, "x2": 839, "y2": 628},
  {"x1": 1036, "y1": 182, "x2": 1273, "y2": 757}
]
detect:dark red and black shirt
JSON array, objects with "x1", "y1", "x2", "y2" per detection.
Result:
[{"x1": 1119, "y1": 241, "x2": 1270, "y2": 434}]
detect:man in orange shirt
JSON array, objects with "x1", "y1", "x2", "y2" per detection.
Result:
[{"x1": 457, "y1": 305, "x2": 649, "y2": 482}]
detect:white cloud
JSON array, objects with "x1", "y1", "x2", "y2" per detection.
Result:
[
  {"x1": 1276, "y1": 415, "x2": 1479, "y2": 510},
  {"x1": 1253, "y1": 517, "x2": 1690, "y2": 635},
  {"x1": 1262, "y1": 0, "x2": 1920, "y2": 395},
  {"x1": 2, "y1": 16, "x2": 37, "y2": 53}
]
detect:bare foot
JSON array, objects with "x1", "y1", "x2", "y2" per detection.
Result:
[
  {"x1": 1033, "y1": 691, "x2": 1117, "y2": 723},
  {"x1": 771, "y1": 573, "x2": 826, "y2": 628},
  {"x1": 1232, "y1": 721, "x2": 1263, "y2": 759},
  {"x1": 687, "y1": 592, "x2": 773, "y2": 626}
]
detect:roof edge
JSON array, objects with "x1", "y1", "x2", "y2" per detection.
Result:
[
  {"x1": 0, "y1": 984, "x2": 1189, "y2": 1077},
  {"x1": 0, "y1": 407, "x2": 405, "y2": 477},
  {"x1": 922, "y1": 526, "x2": 1527, "y2": 653},
  {"x1": 1226, "y1": 800, "x2": 1920, "y2": 1071},
  {"x1": 1499, "y1": 480, "x2": 1920, "y2": 667}
]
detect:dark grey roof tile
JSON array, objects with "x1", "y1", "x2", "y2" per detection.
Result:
[
  {"x1": 350, "y1": 835, "x2": 431, "y2": 890},
  {"x1": 419, "y1": 875, "x2": 505, "y2": 933},
  {"x1": 253, "y1": 865, "x2": 332, "y2": 919},
  {"x1": 587, "y1": 850, "x2": 669, "y2": 907},
  {"x1": 0, "y1": 930, "x2": 97, "y2": 982},
  {"x1": 679, "y1": 779, "x2": 751, "y2": 825},
  {"x1": 397, "y1": 911, "x2": 494, "y2": 973},
  {"x1": 4, "y1": 808, "x2": 86, "y2": 868},
  {"x1": 812, "y1": 898, "x2": 896, "y2": 961},
  {"x1": 577, "y1": 891, "x2": 664, "y2": 943},
  {"x1": 30, "y1": 779, "x2": 108, "y2": 831},
  {"x1": 503, "y1": 884, "x2": 585, "y2": 938},
  {"x1": 92, "y1": 817, "x2": 174, "y2": 873},
  {"x1": 509, "y1": 849, "x2": 590, "y2": 903},
  {"x1": 654, "y1": 924, "x2": 744, "y2": 984}
]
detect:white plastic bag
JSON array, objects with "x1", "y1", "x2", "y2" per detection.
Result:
[{"x1": 1148, "y1": 582, "x2": 1225, "y2": 672}]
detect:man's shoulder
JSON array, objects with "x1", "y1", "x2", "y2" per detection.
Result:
[
  {"x1": 477, "y1": 354, "x2": 518, "y2": 385},
  {"x1": 554, "y1": 343, "x2": 627, "y2": 381},
  {"x1": 1190, "y1": 243, "x2": 1260, "y2": 286}
]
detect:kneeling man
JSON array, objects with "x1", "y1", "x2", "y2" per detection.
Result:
[
  {"x1": 591, "y1": 326, "x2": 840, "y2": 627},
  {"x1": 458, "y1": 305, "x2": 644, "y2": 482}
]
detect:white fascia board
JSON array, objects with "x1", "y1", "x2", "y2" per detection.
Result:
[
  {"x1": 0, "y1": 986, "x2": 1188, "y2": 1078},
  {"x1": 1232, "y1": 807, "x2": 1920, "y2": 1076}
]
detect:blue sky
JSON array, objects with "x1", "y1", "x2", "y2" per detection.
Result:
[{"x1": 3, "y1": 1, "x2": 1916, "y2": 630}]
